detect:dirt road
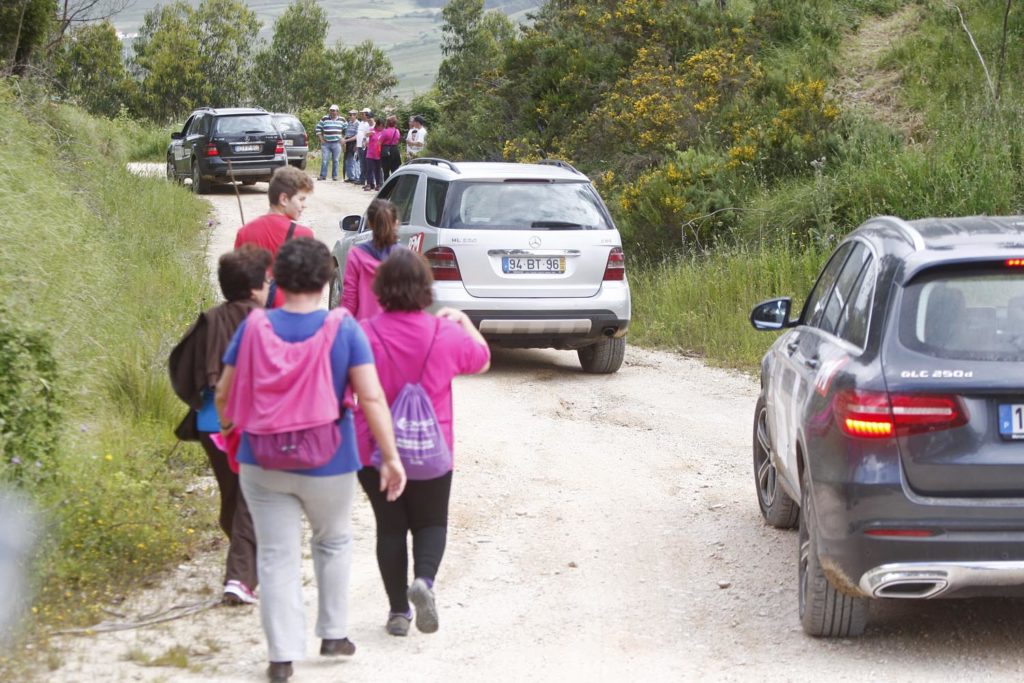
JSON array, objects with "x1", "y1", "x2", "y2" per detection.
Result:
[{"x1": 50, "y1": 173, "x2": 1024, "y2": 681}]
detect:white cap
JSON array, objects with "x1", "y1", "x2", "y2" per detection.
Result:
[
  {"x1": 329, "y1": 104, "x2": 339, "y2": 111},
  {"x1": 361, "y1": 107, "x2": 372, "y2": 113}
]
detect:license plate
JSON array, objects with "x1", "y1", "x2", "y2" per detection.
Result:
[
  {"x1": 235, "y1": 144, "x2": 260, "y2": 152},
  {"x1": 998, "y1": 404, "x2": 1024, "y2": 440},
  {"x1": 284, "y1": 139, "x2": 294, "y2": 146},
  {"x1": 502, "y1": 256, "x2": 565, "y2": 274}
]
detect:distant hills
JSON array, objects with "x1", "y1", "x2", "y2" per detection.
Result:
[{"x1": 111, "y1": 0, "x2": 540, "y2": 97}]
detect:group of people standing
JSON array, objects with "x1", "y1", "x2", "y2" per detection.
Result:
[
  {"x1": 315, "y1": 105, "x2": 428, "y2": 193},
  {"x1": 170, "y1": 166, "x2": 487, "y2": 682}
]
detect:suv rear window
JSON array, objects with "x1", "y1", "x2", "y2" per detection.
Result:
[
  {"x1": 215, "y1": 115, "x2": 276, "y2": 135},
  {"x1": 898, "y1": 266, "x2": 1024, "y2": 360},
  {"x1": 273, "y1": 115, "x2": 304, "y2": 133},
  {"x1": 442, "y1": 181, "x2": 611, "y2": 230}
]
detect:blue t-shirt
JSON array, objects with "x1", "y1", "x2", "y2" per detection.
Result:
[{"x1": 222, "y1": 309, "x2": 374, "y2": 476}]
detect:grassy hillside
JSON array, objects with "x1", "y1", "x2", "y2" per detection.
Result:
[
  {"x1": 0, "y1": 83, "x2": 216, "y2": 657},
  {"x1": 111, "y1": 0, "x2": 541, "y2": 97},
  {"x1": 626, "y1": 0, "x2": 1024, "y2": 371}
]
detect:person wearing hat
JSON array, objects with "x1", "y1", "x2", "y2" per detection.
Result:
[
  {"x1": 342, "y1": 110, "x2": 361, "y2": 183},
  {"x1": 315, "y1": 104, "x2": 346, "y2": 181}
]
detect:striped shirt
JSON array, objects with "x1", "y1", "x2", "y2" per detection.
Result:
[{"x1": 315, "y1": 116, "x2": 345, "y2": 143}]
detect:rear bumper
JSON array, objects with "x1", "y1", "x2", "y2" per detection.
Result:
[
  {"x1": 200, "y1": 156, "x2": 287, "y2": 179},
  {"x1": 285, "y1": 146, "x2": 308, "y2": 161},
  {"x1": 431, "y1": 281, "x2": 630, "y2": 349},
  {"x1": 812, "y1": 479, "x2": 1024, "y2": 599},
  {"x1": 860, "y1": 561, "x2": 1024, "y2": 599}
]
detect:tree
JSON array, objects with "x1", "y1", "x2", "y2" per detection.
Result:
[
  {"x1": 251, "y1": 0, "x2": 331, "y2": 111},
  {"x1": 131, "y1": 0, "x2": 262, "y2": 120},
  {"x1": 336, "y1": 40, "x2": 398, "y2": 106},
  {"x1": 250, "y1": 0, "x2": 396, "y2": 112},
  {"x1": 195, "y1": 0, "x2": 260, "y2": 107},
  {"x1": 53, "y1": 20, "x2": 134, "y2": 117},
  {"x1": 131, "y1": 2, "x2": 206, "y2": 120},
  {"x1": 432, "y1": 0, "x2": 516, "y2": 158},
  {"x1": 1, "y1": 0, "x2": 56, "y2": 75}
]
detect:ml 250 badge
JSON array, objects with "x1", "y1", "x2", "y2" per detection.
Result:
[{"x1": 900, "y1": 369, "x2": 975, "y2": 379}]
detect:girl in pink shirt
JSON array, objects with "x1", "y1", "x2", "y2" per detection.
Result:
[
  {"x1": 355, "y1": 249, "x2": 490, "y2": 638},
  {"x1": 341, "y1": 199, "x2": 401, "y2": 320},
  {"x1": 363, "y1": 120, "x2": 384, "y2": 191}
]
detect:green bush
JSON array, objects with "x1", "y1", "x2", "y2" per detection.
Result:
[{"x1": 0, "y1": 310, "x2": 60, "y2": 488}]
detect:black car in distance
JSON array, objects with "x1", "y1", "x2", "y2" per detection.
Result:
[
  {"x1": 750, "y1": 215, "x2": 1024, "y2": 637},
  {"x1": 166, "y1": 107, "x2": 287, "y2": 193}
]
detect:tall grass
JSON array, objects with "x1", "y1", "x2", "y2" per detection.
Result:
[
  {"x1": 0, "y1": 82, "x2": 216, "y2": 654},
  {"x1": 630, "y1": 246, "x2": 827, "y2": 372}
]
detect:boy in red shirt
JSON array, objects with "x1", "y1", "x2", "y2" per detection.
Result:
[{"x1": 234, "y1": 166, "x2": 316, "y2": 307}]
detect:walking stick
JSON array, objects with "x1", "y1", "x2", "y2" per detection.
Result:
[{"x1": 225, "y1": 159, "x2": 245, "y2": 224}]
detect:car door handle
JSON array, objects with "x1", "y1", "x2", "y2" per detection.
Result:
[
  {"x1": 803, "y1": 356, "x2": 820, "y2": 370},
  {"x1": 786, "y1": 341, "x2": 799, "y2": 354}
]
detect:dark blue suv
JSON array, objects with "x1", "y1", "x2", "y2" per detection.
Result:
[{"x1": 750, "y1": 215, "x2": 1024, "y2": 637}]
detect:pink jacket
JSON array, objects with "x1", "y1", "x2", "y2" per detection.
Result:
[
  {"x1": 225, "y1": 308, "x2": 345, "y2": 434},
  {"x1": 342, "y1": 244, "x2": 398, "y2": 320}
]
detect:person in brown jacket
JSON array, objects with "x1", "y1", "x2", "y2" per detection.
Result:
[{"x1": 170, "y1": 245, "x2": 272, "y2": 605}]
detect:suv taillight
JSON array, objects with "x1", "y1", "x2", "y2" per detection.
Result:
[
  {"x1": 304, "y1": 133, "x2": 309, "y2": 146},
  {"x1": 835, "y1": 390, "x2": 968, "y2": 439},
  {"x1": 425, "y1": 247, "x2": 461, "y2": 281},
  {"x1": 275, "y1": 139, "x2": 285, "y2": 155},
  {"x1": 603, "y1": 247, "x2": 625, "y2": 281},
  {"x1": 206, "y1": 142, "x2": 219, "y2": 157}
]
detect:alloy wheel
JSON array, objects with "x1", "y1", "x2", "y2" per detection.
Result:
[{"x1": 755, "y1": 405, "x2": 778, "y2": 508}]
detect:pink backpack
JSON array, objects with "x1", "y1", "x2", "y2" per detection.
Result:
[{"x1": 226, "y1": 308, "x2": 348, "y2": 470}]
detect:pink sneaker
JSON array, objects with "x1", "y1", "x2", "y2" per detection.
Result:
[{"x1": 223, "y1": 580, "x2": 257, "y2": 605}]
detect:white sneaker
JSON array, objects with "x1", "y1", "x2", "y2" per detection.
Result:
[{"x1": 223, "y1": 580, "x2": 257, "y2": 605}]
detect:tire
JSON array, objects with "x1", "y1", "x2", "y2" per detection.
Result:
[
  {"x1": 753, "y1": 395, "x2": 799, "y2": 528},
  {"x1": 328, "y1": 268, "x2": 341, "y2": 310},
  {"x1": 297, "y1": 158, "x2": 307, "y2": 171},
  {"x1": 798, "y1": 469, "x2": 869, "y2": 637},
  {"x1": 577, "y1": 336, "x2": 625, "y2": 374},
  {"x1": 241, "y1": 179, "x2": 256, "y2": 186},
  {"x1": 191, "y1": 162, "x2": 211, "y2": 194}
]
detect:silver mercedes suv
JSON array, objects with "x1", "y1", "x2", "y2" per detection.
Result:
[{"x1": 329, "y1": 158, "x2": 630, "y2": 373}]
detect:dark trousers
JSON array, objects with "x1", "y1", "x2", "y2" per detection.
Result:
[
  {"x1": 200, "y1": 433, "x2": 258, "y2": 589},
  {"x1": 381, "y1": 145, "x2": 401, "y2": 181},
  {"x1": 364, "y1": 158, "x2": 383, "y2": 190},
  {"x1": 358, "y1": 467, "x2": 452, "y2": 614},
  {"x1": 359, "y1": 148, "x2": 368, "y2": 185}
]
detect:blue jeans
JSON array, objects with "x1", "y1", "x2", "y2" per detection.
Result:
[
  {"x1": 346, "y1": 147, "x2": 362, "y2": 182},
  {"x1": 319, "y1": 141, "x2": 342, "y2": 179}
]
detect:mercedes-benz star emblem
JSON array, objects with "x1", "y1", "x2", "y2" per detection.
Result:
[{"x1": 529, "y1": 236, "x2": 542, "y2": 248}]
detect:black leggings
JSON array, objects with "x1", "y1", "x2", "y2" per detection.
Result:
[{"x1": 358, "y1": 467, "x2": 452, "y2": 613}]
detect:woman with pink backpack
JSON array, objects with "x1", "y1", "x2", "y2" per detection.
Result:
[
  {"x1": 355, "y1": 249, "x2": 490, "y2": 637},
  {"x1": 216, "y1": 237, "x2": 406, "y2": 683},
  {"x1": 341, "y1": 198, "x2": 401, "y2": 320}
]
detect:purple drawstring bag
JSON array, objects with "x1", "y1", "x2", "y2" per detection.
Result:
[{"x1": 369, "y1": 320, "x2": 452, "y2": 480}]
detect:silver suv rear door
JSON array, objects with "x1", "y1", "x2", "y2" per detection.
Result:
[{"x1": 440, "y1": 180, "x2": 618, "y2": 299}]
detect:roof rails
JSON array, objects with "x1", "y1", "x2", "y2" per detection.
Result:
[
  {"x1": 538, "y1": 159, "x2": 582, "y2": 175},
  {"x1": 408, "y1": 157, "x2": 461, "y2": 174},
  {"x1": 874, "y1": 215, "x2": 925, "y2": 251}
]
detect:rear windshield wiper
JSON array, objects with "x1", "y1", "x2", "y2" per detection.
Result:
[{"x1": 530, "y1": 221, "x2": 587, "y2": 229}]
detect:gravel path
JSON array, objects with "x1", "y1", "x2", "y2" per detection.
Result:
[{"x1": 46, "y1": 169, "x2": 1024, "y2": 681}]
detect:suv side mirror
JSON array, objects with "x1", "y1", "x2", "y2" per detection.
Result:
[
  {"x1": 170, "y1": 132, "x2": 183, "y2": 140},
  {"x1": 750, "y1": 297, "x2": 794, "y2": 331},
  {"x1": 340, "y1": 215, "x2": 361, "y2": 232}
]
